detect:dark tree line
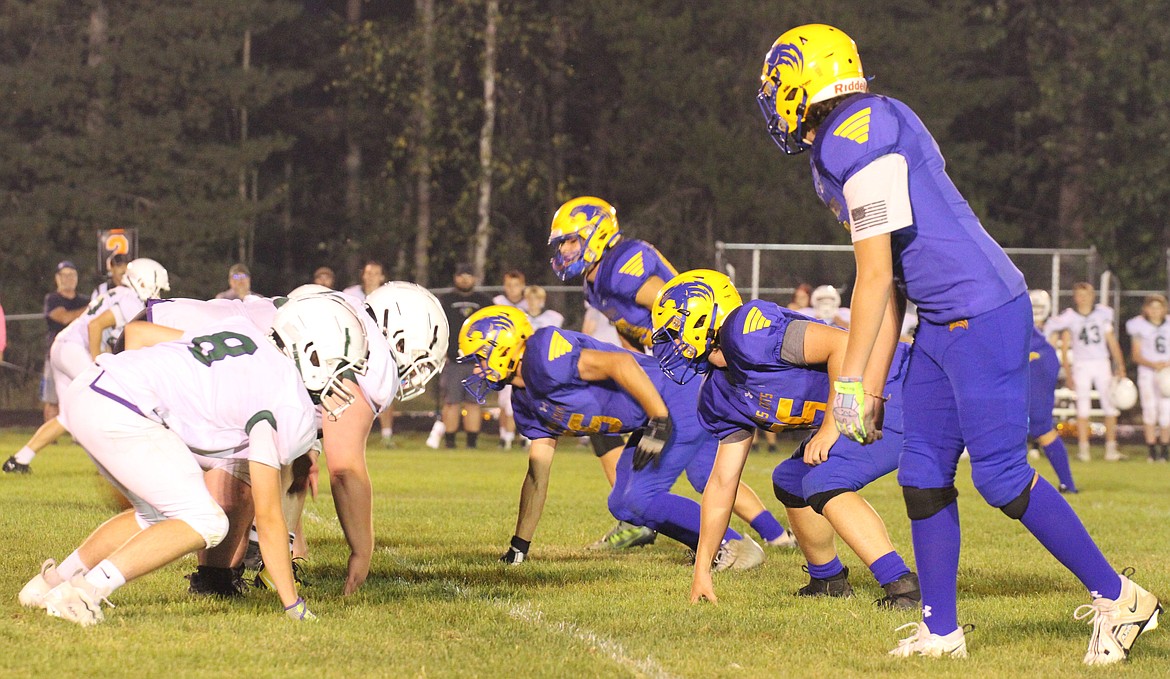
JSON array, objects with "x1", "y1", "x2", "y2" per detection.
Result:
[{"x1": 3, "y1": 0, "x2": 1169, "y2": 311}]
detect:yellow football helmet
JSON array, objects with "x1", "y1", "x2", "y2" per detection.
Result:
[
  {"x1": 548, "y1": 196, "x2": 621, "y2": 280},
  {"x1": 650, "y1": 269, "x2": 743, "y2": 384},
  {"x1": 458, "y1": 305, "x2": 534, "y2": 403},
  {"x1": 757, "y1": 24, "x2": 866, "y2": 154}
]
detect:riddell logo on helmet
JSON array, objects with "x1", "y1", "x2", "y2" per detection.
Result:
[{"x1": 833, "y1": 80, "x2": 866, "y2": 95}]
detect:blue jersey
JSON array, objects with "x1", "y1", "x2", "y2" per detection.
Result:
[
  {"x1": 810, "y1": 94, "x2": 1026, "y2": 324},
  {"x1": 698, "y1": 300, "x2": 908, "y2": 440},
  {"x1": 511, "y1": 327, "x2": 681, "y2": 439},
  {"x1": 584, "y1": 239, "x2": 678, "y2": 348}
]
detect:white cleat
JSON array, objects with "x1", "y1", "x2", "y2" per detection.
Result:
[
  {"x1": 42, "y1": 576, "x2": 106, "y2": 627},
  {"x1": 425, "y1": 420, "x2": 445, "y2": 450},
  {"x1": 712, "y1": 536, "x2": 765, "y2": 573},
  {"x1": 1077, "y1": 573, "x2": 1161, "y2": 665},
  {"x1": 889, "y1": 622, "x2": 969, "y2": 658},
  {"x1": 764, "y1": 530, "x2": 799, "y2": 549},
  {"x1": 18, "y1": 559, "x2": 58, "y2": 609}
]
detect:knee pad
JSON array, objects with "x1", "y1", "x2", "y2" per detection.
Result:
[
  {"x1": 902, "y1": 485, "x2": 958, "y2": 521},
  {"x1": 773, "y1": 482, "x2": 809, "y2": 509},
  {"x1": 998, "y1": 482, "x2": 1032, "y2": 520},
  {"x1": 589, "y1": 433, "x2": 626, "y2": 458},
  {"x1": 185, "y1": 504, "x2": 230, "y2": 549},
  {"x1": 807, "y1": 488, "x2": 850, "y2": 515}
]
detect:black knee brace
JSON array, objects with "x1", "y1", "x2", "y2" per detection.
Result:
[
  {"x1": 773, "y1": 483, "x2": 809, "y2": 509},
  {"x1": 807, "y1": 488, "x2": 850, "y2": 515},
  {"x1": 903, "y1": 485, "x2": 958, "y2": 520},
  {"x1": 589, "y1": 433, "x2": 626, "y2": 458},
  {"x1": 999, "y1": 482, "x2": 1032, "y2": 520}
]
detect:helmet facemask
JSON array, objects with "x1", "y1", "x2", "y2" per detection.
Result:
[{"x1": 651, "y1": 306, "x2": 718, "y2": 386}]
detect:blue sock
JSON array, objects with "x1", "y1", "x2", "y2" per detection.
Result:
[
  {"x1": 1042, "y1": 439, "x2": 1077, "y2": 491},
  {"x1": 749, "y1": 510, "x2": 785, "y2": 542},
  {"x1": 639, "y1": 493, "x2": 740, "y2": 550},
  {"x1": 1019, "y1": 476, "x2": 1121, "y2": 599},
  {"x1": 869, "y1": 550, "x2": 911, "y2": 587},
  {"x1": 911, "y1": 501, "x2": 960, "y2": 636},
  {"x1": 808, "y1": 555, "x2": 844, "y2": 580}
]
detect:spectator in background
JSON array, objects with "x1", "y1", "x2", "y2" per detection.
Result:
[
  {"x1": 492, "y1": 270, "x2": 528, "y2": 448},
  {"x1": 313, "y1": 266, "x2": 336, "y2": 289},
  {"x1": 343, "y1": 260, "x2": 385, "y2": 301},
  {"x1": 524, "y1": 285, "x2": 563, "y2": 330},
  {"x1": 582, "y1": 301, "x2": 621, "y2": 347},
  {"x1": 40, "y1": 261, "x2": 88, "y2": 423},
  {"x1": 787, "y1": 283, "x2": 814, "y2": 315},
  {"x1": 428, "y1": 263, "x2": 493, "y2": 449},
  {"x1": 91, "y1": 253, "x2": 128, "y2": 302},
  {"x1": 215, "y1": 263, "x2": 255, "y2": 300}
]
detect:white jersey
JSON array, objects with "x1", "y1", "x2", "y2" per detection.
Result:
[
  {"x1": 583, "y1": 303, "x2": 621, "y2": 347},
  {"x1": 492, "y1": 293, "x2": 529, "y2": 311},
  {"x1": 92, "y1": 318, "x2": 316, "y2": 468},
  {"x1": 55, "y1": 286, "x2": 145, "y2": 353},
  {"x1": 342, "y1": 284, "x2": 367, "y2": 301},
  {"x1": 528, "y1": 309, "x2": 564, "y2": 331},
  {"x1": 147, "y1": 297, "x2": 277, "y2": 334},
  {"x1": 1126, "y1": 315, "x2": 1170, "y2": 372},
  {"x1": 337, "y1": 292, "x2": 398, "y2": 414},
  {"x1": 1051, "y1": 305, "x2": 1114, "y2": 362}
]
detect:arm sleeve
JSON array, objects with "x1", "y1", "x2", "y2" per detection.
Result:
[
  {"x1": 843, "y1": 153, "x2": 914, "y2": 243},
  {"x1": 779, "y1": 320, "x2": 811, "y2": 366}
]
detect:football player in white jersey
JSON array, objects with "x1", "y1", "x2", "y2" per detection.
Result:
[
  {"x1": 3, "y1": 258, "x2": 169, "y2": 474},
  {"x1": 1051, "y1": 282, "x2": 1127, "y2": 461},
  {"x1": 810, "y1": 284, "x2": 851, "y2": 329},
  {"x1": 1125, "y1": 294, "x2": 1170, "y2": 462},
  {"x1": 18, "y1": 295, "x2": 368, "y2": 624}
]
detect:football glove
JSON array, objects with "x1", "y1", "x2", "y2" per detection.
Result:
[
  {"x1": 284, "y1": 596, "x2": 317, "y2": 621},
  {"x1": 832, "y1": 377, "x2": 883, "y2": 444},
  {"x1": 500, "y1": 535, "x2": 530, "y2": 565},
  {"x1": 633, "y1": 415, "x2": 673, "y2": 471}
]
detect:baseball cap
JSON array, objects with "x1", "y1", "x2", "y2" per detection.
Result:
[
  {"x1": 455, "y1": 262, "x2": 474, "y2": 276},
  {"x1": 56, "y1": 260, "x2": 77, "y2": 273}
]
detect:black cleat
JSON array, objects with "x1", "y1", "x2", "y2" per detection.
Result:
[
  {"x1": 875, "y1": 572, "x2": 921, "y2": 610},
  {"x1": 2, "y1": 456, "x2": 30, "y2": 474},
  {"x1": 796, "y1": 565, "x2": 853, "y2": 598},
  {"x1": 186, "y1": 565, "x2": 248, "y2": 598}
]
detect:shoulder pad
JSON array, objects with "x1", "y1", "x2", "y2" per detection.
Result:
[{"x1": 818, "y1": 95, "x2": 900, "y2": 181}]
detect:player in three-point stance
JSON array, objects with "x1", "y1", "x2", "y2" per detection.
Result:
[
  {"x1": 458, "y1": 305, "x2": 766, "y2": 570},
  {"x1": 650, "y1": 270, "x2": 918, "y2": 608},
  {"x1": 757, "y1": 23, "x2": 1159, "y2": 662}
]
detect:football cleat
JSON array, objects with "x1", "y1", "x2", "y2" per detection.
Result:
[
  {"x1": 875, "y1": 572, "x2": 921, "y2": 610},
  {"x1": 889, "y1": 622, "x2": 971, "y2": 658},
  {"x1": 1059, "y1": 483, "x2": 1079, "y2": 494},
  {"x1": 2, "y1": 456, "x2": 30, "y2": 474},
  {"x1": 1076, "y1": 572, "x2": 1161, "y2": 665},
  {"x1": 712, "y1": 536, "x2": 766, "y2": 573},
  {"x1": 186, "y1": 565, "x2": 248, "y2": 598},
  {"x1": 796, "y1": 565, "x2": 853, "y2": 598},
  {"x1": 254, "y1": 557, "x2": 310, "y2": 590},
  {"x1": 764, "y1": 530, "x2": 799, "y2": 549},
  {"x1": 586, "y1": 521, "x2": 658, "y2": 550},
  {"x1": 19, "y1": 559, "x2": 58, "y2": 609},
  {"x1": 42, "y1": 576, "x2": 106, "y2": 627}
]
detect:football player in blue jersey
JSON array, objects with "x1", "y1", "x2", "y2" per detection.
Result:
[
  {"x1": 549, "y1": 196, "x2": 794, "y2": 551},
  {"x1": 650, "y1": 270, "x2": 919, "y2": 609},
  {"x1": 458, "y1": 305, "x2": 766, "y2": 570},
  {"x1": 1028, "y1": 290, "x2": 1077, "y2": 493},
  {"x1": 757, "y1": 24, "x2": 1159, "y2": 663}
]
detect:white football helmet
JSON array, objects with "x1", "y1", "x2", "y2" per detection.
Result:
[
  {"x1": 124, "y1": 258, "x2": 170, "y2": 301},
  {"x1": 287, "y1": 283, "x2": 334, "y2": 299},
  {"x1": 811, "y1": 285, "x2": 841, "y2": 322},
  {"x1": 365, "y1": 281, "x2": 449, "y2": 401},
  {"x1": 1029, "y1": 289, "x2": 1052, "y2": 326},
  {"x1": 1110, "y1": 376, "x2": 1138, "y2": 411},
  {"x1": 269, "y1": 294, "x2": 370, "y2": 419},
  {"x1": 1158, "y1": 368, "x2": 1170, "y2": 398}
]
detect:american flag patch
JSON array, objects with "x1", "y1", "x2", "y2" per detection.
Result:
[{"x1": 850, "y1": 201, "x2": 887, "y2": 232}]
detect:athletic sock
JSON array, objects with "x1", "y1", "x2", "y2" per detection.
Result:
[
  {"x1": 749, "y1": 510, "x2": 785, "y2": 542},
  {"x1": 911, "y1": 501, "x2": 961, "y2": 636},
  {"x1": 1078, "y1": 441, "x2": 1091, "y2": 459},
  {"x1": 54, "y1": 551, "x2": 89, "y2": 586},
  {"x1": 500, "y1": 431, "x2": 515, "y2": 447},
  {"x1": 638, "y1": 493, "x2": 740, "y2": 550},
  {"x1": 1019, "y1": 476, "x2": 1122, "y2": 600},
  {"x1": 808, "y1": 555, "x2": 845, "y2": 580},
  {"x1": 1161, "y1": 444, "x2": 1169, "y2": 460},
  {"x1": 1149, "y1": 443, "x2": 1159, "y2": 460},
  {"x1": 14, "y1": 445, "x2": 35, "y2": 465},
  {"x1": 466, "y1": 432, "x2": 478, "y2": 449},
  {"x1": 869, "y1": 550, "x2": 911, "y2": 587},
  {"x1": 381, "y1": 427, "x2": 392, "y2": 439},
  {"x1": 1042, "y1": 439, "x2": 1077, "y2": 490},
  {"x1": 444, "y1": 433, "x2": 456, "y2": 449},
  {"x1": 83, "y1": 559, "x2": 127, "y2": 598}
]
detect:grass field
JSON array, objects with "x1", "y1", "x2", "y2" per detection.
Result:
[{"x1": 1, "y1": 430, "x2": 1168, "y2": 678}]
